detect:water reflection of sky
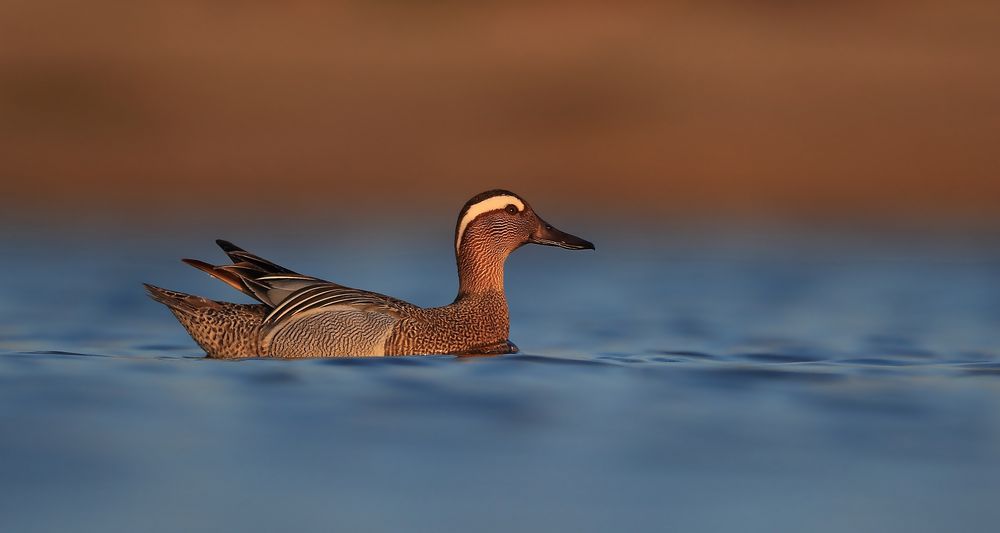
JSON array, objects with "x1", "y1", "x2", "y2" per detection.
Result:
[{"x1": 1, "y1": 228, "x2": 999, "y2": 532}]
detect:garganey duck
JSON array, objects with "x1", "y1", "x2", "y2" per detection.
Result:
[{"x1": 145, "y1": 190, "x2": 594, "y2": 358}]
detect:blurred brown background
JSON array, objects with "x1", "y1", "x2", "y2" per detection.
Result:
[{"x1": 2, "y1": 1, "x2": 998, "y2": 228}]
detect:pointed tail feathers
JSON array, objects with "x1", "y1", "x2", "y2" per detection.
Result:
[
  {"x1": 181, "y1": 259, "x2": 248, "y2": 294},
  {"x1": 145, "y1": 239, "x2": 303, "y2": 357},
  {"x1": 143, "y1": 283, "x2": 266, "y2": 358},
  {"x1": 143, "y1": 284, "x2": 222, "y2": 315},
  {"x1": 214, "y1": 239, "x2": 296, "y2": 274}
]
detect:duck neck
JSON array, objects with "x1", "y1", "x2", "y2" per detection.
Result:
[{"x1": 455, "y1": 238, "x2": 509, "y2": 300}]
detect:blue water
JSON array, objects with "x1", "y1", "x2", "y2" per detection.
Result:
[{"x1": 2, "y1": 227, "x2": 999, "y2": 532}]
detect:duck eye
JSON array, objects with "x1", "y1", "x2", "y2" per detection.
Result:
[{"x1": 505, "y1": 204, "x2": 519, "y2": 215}]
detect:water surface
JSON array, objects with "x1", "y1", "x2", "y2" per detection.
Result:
[{"x1": 2, "y1": 228, "x2": 999, "y2": 532}]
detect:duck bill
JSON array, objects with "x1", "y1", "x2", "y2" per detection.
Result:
[{"x1": 530, "y1": 218, "x2": 595, "y2": 250}]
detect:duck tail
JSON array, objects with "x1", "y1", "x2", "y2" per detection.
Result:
[
  {"x1": 143, "y1": 284, "x2": 266, "y2": 358},
  {"x1": 143, "y1": 284, "x2": 221, "y2": 315}
]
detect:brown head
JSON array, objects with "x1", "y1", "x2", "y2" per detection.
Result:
[{"x1": 454, "y1": 189, "x2": 594, "y2": 296}]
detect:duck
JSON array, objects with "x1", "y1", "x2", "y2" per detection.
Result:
[{"x1": 145, "y1": 189, "x2": 594, "y2": 358}]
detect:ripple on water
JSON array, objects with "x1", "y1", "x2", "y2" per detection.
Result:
[
  {"x1": 25, "y1": 350, "x2": 107, "y2": 357},
  {"x1": 737, "y1": 352, "x2": 824, "y2": 364},
  {"x1": 959, "y1": 362, "x2": 1000, "y2": 377},
  {"x1": 681, "y1": 365, "x2": 847, "y2": 388},
  {"x1": 835, "y1": 357, "x2": 928, "y2": 367},
  {"x1": 505, "y1": 354, "x2": 616, "y2": 367},
  {"x1": 133, "y1": 343, "x2": 198, "y2": 351},
  {"x1": 596, "y1": 353, "x2": 651, "y2": 364},
  {"x1": 651, "y1": 350, "x2": 718, "y2": 361}
]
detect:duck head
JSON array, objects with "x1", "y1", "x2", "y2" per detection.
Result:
[{"x1": 455, "y1": 189, "x2": 595, "y2": 259}]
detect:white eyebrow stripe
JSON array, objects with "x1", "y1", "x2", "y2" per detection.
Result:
[{"x1": 455, "y1": 195, "x2": 524, "y2": 254}]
